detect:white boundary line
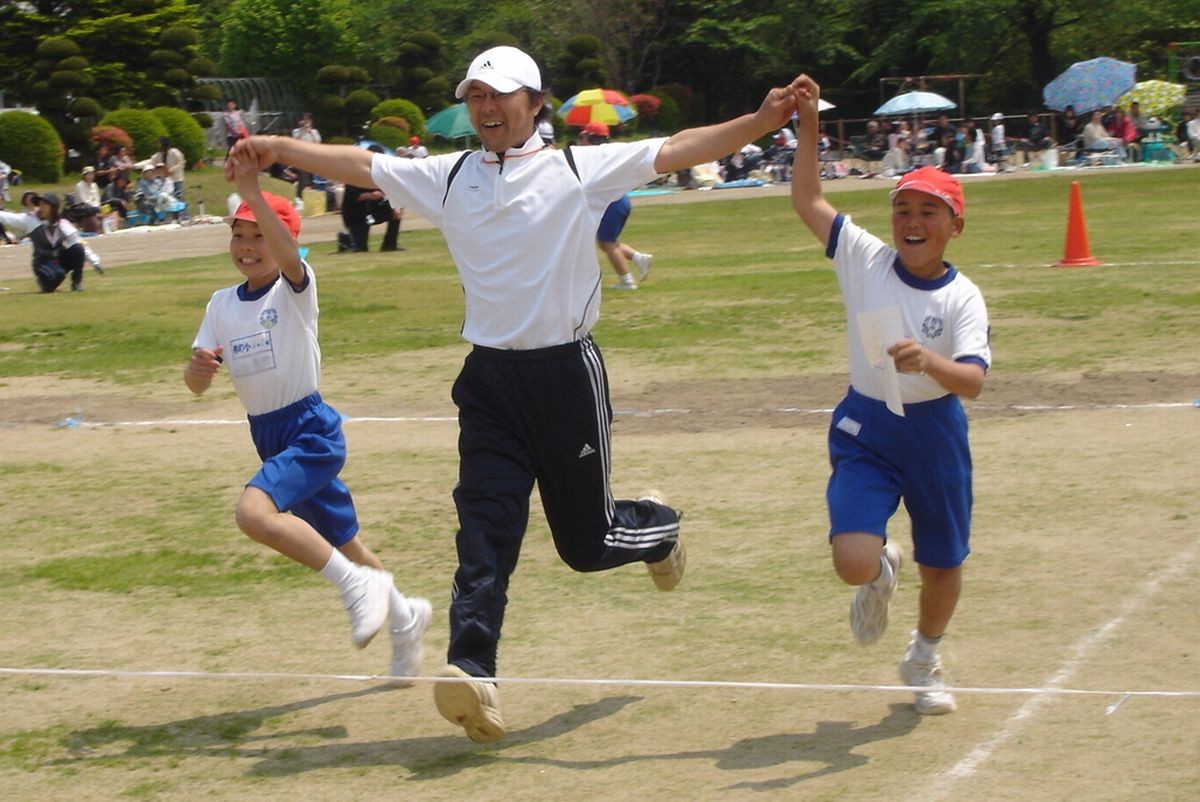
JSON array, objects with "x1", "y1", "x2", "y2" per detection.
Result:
[
  {"x1": 920, "y1": 537, "x2": 1200, "y2": 801},
  {"x1": 1, "y1": 666, "x2": 1197, "y2": 700},
  {"x1": 55, "y1": 400, "x2": 1194, "y2": 429}
]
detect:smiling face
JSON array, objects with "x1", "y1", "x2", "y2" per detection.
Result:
[
  {"x1": 464, "y1": 81, "x2": 541, "y2": 152},
  {"x1": 228, "y1": 219, "x2": 279, "y2": 289},
  {"x1": 890, "y1": 189, "x2": 963, "y2": 278}
]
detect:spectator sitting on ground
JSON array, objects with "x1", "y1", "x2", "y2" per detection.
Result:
[
  {"x1": 935, "y1": 131, "x2": 966, "y2": 174},
  {"x1": 151, "y1": 136, "x2": 187, "y2": 202},
  {"x1": 71, "y1": 165, "x2": 104, "y2": 232},
  {"x1": 1014, "y1": 112, "x2": 1055, "y2": 165},
  {"x1": 962, "y1": 120, "x2": 987, "y2": 173},
  {"x1": 101, "y1": 173, "x2": 132, "y2": 225},
  {"x1": 862, "y1": 119, "x2": 887, "y2": 163},
  {"x1": 1128, "y1": 101, "x2": 1150, "y2": 137},
  {"x1": 880, "y1": 136, "x2": 913, "y2": 177},
  {"x1": 135, "y1": 164, "x2": 178, "y2": 223},
  {"x1": 1082, "y1": 110, "x2": 1128, "y2": 162},
  {"x1": 1108, "y1": 109, "x2": 1141, "y2": 162},
  {"x1": 407, "y1": 136, "x2": 428, "y2": 159}
]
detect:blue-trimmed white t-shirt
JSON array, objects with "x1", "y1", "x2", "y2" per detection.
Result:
[{"x1": 827, "y1": 214, "x2": 991, "y2": 404}]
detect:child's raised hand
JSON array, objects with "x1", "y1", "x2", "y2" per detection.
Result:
[
  {"x1": 228, "y1": 149, "x2": 261, "y2": 195},
  {"x1": 224, "y1": 137, "x2": 275, "y2": 182},
  {"x1": 793, "y1": 75, "x2": 822, "y2": 121}
]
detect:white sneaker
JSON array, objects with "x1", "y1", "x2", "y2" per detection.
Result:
[
  {"x1": 434, "y1": 664, "x2": 505, "y2": 743},
  {"x1": 899, "y1": 636, "x2": 957, "y2": 715},
  {"x1": 850, "y1": 542, "x2": 901, "y2": 645},
  {"x1": 641, "y1": 490, "x2": 685, "y2": 591},
  {"x1": 387, "y1": 597, "x2": 432, "y2": 685},
  {"x1": 632, "y1": 252, "x2": 653, "y2": 281},
  {"x1": 612, "y1": 276, "x2": 638, "y2": 290},
  {"x1": 340, "y1": 566, "x2": 393, "y2": 649}
]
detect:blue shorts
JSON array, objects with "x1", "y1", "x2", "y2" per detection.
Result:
[
  {"x1": 596, "y1": 195, "x2": 632, "y2": 243},
  {"x1": 246, "y1": 392, "x2": 359, "y2": 546},
  {"x1": 826, "y1": 387, "x2": 972, "y2": 568}
]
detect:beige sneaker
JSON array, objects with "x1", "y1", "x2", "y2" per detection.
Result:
[
  {"x1": 434, "y1": 665, "x2": 505, "y2": 743},
  {"x1": 899, "y1": 636, "x2": 957, "y2": 715},
  {"x1": 642, "y1": 490, "x2": 685, "y2": 591}
]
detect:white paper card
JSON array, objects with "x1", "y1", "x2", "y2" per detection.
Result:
[{"x1": 856, "y1": 306, "x2": 905, "y2": 417}]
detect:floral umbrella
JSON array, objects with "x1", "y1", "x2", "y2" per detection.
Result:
[
  {"x1": 558, "y1": 89, "x2": 637, "y2": 127},
  {"x1": 1116, "y1": 79, "x2": 1187, "y2": 116},
  {"x1": 1043, "y1": 57, "x2": 1136, "y2": 113}
]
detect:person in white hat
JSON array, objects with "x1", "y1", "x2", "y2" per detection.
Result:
[{"x1": 228, "y1": 45, "x2": 804, "y2": 744}]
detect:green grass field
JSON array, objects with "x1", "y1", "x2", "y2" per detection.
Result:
[{"x1": 1, "y1": 167, "x2": 1197, "y2": 801}]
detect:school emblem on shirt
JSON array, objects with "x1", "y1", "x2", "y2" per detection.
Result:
[
  {"x1": 922, "y1": 315, "x2": 944, "y2": 339},
  {"x1": 259, "y1": 308, "x2": 279, "y2": 329}
]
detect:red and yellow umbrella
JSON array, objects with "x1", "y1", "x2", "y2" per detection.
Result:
[{"x1": 558, "y1": 88, "x2": 637, "y2": 127}]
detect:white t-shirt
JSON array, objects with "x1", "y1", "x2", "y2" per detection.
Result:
[
  {"x1": 192, "y1": 264, "x2": 321, "y2": 415},
  {"x1": 151, "y1": 148, "x2": 186, "y2": 183},
  {"x1": 371, "y1": 132, "x2": 665, "y2": 349},
  {"x1": 75, "y1": 180, "x2": 102, "y2": 207},
  {"x1": 828, "y1": 215, "x2": 991, "y2": 404}
]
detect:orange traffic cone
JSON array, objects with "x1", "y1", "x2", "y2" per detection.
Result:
[{"x1": 1055, "y1": 181, "x2": 1103, "y2": 267}]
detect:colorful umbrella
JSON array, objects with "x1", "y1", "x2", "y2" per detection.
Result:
[
  {"x1": 425, "y1": 103, "x2": 475, "y2": 140},
  {"x1": 1117, "y1": 79, "x2": 1186, "y2": 116},
  {"x1": 874, "y1": 91, "x2": 956, "y2": 116},
  {"x1": 558, "y1": 89, "x2": 637, "y2": 127},
  {"x1": 1043, "y1": 57, "x2": 1136, "y2": 114}
]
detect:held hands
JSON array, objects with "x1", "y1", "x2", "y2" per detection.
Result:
[
  {"x1": 227, "y1": 148, "x2": 262, "y2": 197},
  {"x1": 791, "y1": 75, "x2": 822, "y2": 126},
  {"x1": 224, "y1": 137, "x2": 276, "y2": 183}
]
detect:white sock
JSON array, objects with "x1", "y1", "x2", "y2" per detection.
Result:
[
  {"x1": 318, "y1": 549, "x2": 359, "y2": 593},
  {"x1": 912, "y1": 630, "x2": 942, "y2": 661},
  {"x1": 388, "y1": 588, "x2": 417, "y2": 634},
  {"x1": 870, "y1": 550, "x2": 894, "y2": 590}
]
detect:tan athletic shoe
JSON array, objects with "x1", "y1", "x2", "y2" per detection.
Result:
[
  {"x1": 850, "y1": 542, "x2": 901, "y2": 645},
  {"x1": 642, "y1": 490, "x2": 685, "y2": 591},
  {"x1": 899, "y1": 636, "x2": 957, "y2": 715},
  {"x1": 434, "y1": 665, "x2": 505, "y2": 743}
]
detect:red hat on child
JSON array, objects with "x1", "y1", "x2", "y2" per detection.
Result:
[
  {"x1": 228, "y1": 191, "x2": 302, "y2": 238},
  {"x1": 582, "y1": 121, "x2": 610, "y2": 138},
  {"x1": 410, "y1": 136, "x2": 420, "y2": 146},
  {"x1": 889, "y1": 166, "x2": 965, "y2": 217}
]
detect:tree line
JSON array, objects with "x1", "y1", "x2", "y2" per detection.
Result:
[{"x1": 1, "y1": 0, "x2": 1196, "y2": 149}]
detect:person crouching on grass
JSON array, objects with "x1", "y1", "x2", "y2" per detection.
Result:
[
  {"x1": 789, "y1": 76, "x2": 992, "y2": 715},
  {"x1": 184, "y1": 151, "x2": 431, "y2": 680}
]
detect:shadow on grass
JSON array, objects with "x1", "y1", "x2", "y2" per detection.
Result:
[
  {"x1": 55, "y1": 685, "x2": 645, "y2": 778},
  {"x1": 57, "y1": 685, "x2": 918, "y2": 789},
  {"x1": 494, "y1": 702, "x2": 922, "y2": 791}
]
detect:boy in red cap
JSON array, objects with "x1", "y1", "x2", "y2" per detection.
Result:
[
  {"x1": 790, "y1": 77, "x2": 991, "y2": 715},
  {"x1": 184, "y1": 150, "x2": 430, "y2": 680}
]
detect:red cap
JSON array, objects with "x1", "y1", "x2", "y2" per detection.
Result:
[
  {"x1": 889, "y1": 166, "x2": 964, "y2": 217},
  {"x1": 582, "y1": 121, "x2": 610, "y2": 138},
  {"x1": 228, "y1": 191, "x2": 302, "y2": 237},
  {"x1": 409, "y1": 136, "x2": 420, "y2": 146}
]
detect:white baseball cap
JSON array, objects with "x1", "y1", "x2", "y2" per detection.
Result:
[{"x1": 455, "y1": 46, "x2": 541, "y2": 99}]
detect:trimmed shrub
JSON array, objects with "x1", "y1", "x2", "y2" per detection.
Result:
[
  {"x1": 0, "y1": 111, "x2": 64, "y2": 182},
  {"x1": 365, "y1": 123, "x2": 408, "y2": 152},
  {"x1": 98, "y1": 109, "x2": 169, "y2": 160},
  {"x1": 150, "y1": 106, "x2": 207, "y2": 165},
  {"x1": 370, "y1": 98, "x2": 425, "y2": 138}
]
